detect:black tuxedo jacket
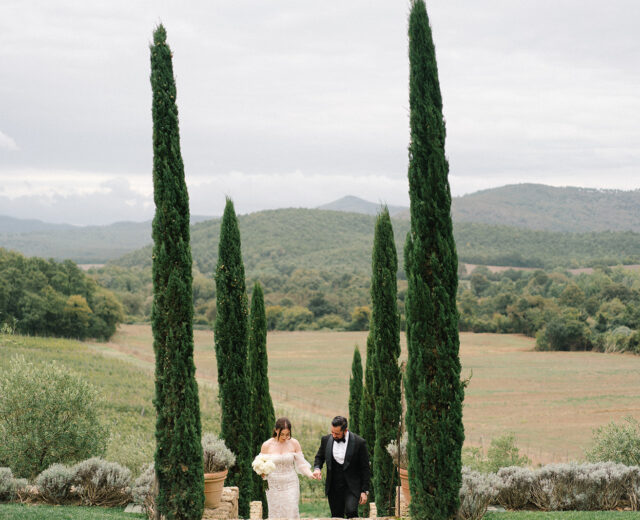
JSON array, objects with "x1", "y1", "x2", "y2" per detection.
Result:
[{"x1": 314, "y1": 432, "x2": 371, "y2": 498}]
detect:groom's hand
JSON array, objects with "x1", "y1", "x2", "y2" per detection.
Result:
[
  {"x1": 359, "y1": 492, "x2": 368, "y2": 505},
  {"x1": 312, "y1": 469, "x2": 322, "y2": 480}
]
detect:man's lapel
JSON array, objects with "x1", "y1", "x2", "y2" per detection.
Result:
[
  {"x1": 343, "y1": 433, "x2": 356, "y2": 470},
  {"x1": 326, "y1": 435, "x2": 333, "y2": 470}
]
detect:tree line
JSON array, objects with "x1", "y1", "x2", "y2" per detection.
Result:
[
  {"x1": 459, "y1": 265, "x2": 640, "y2": 353},
  {"x1": 0, "y1": 248, "x2": 122, "y2": 340}
]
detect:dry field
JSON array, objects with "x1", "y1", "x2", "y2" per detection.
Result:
[
  {"x1": 101, "y1": 324, "x2": 640, "y2": 465},
  {"x1": 463, "y1": 262, "x2": 640, "y2": 275}
]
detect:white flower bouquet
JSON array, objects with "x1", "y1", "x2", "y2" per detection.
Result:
[{"x1": 252, "y1": 454, "x2": 276, "y2": 490}]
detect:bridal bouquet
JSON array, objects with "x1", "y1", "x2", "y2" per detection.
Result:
[{"x1": 252, "y1": 454, "x2": 276, "y2": 490}]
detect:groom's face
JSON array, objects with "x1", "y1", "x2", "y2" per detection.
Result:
[{"x1": 331, "y1": 426, "x2": 346, "y2": 440}]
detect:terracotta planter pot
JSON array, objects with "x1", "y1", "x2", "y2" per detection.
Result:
[
  {"x1": 204, "y1": 469, "x2": 228, "y2": 508},
  {"x1": 398, "y1": 467, "x2": 411, "y2": 505}
]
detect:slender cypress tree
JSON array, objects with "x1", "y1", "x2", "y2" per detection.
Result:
[
  {"x1": 150, "y1": 24, "x2": 204, "y2": 520},
  {"x1": 348, "y1": 345, "x2": 363, "y2": 435},
  {"x1": 404, "y1": 2, "x2": 465, "y2": 519},
  {"x1": 248, "y1": 281, "x2": 275, "y2": 515},
  {"x1": 371, "y1": 208, "x2": 401, "y2": 516},
  {"x1": 360, "y1": 332, "x2": 376, "y2": 506},
  {"x1": 214, "y1": 198, "x2": 252, "y2": 518}
]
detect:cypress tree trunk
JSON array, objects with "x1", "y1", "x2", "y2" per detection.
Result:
[
  {"x1": 360, "y1": 332, "x2": 376, "y2": 506},
  {"x1": 214, "y1": 198, "x2": 252, "y2": 518},
  {"x1": 348, "y1": 345, "x2": 363, "y2": 435},
  {"x1": 404, "y1": 2, "x2": 465, "y2": 519},
  {"x1": 248, "y1": 281, "x2": 275, "y2": 516},
  {"x1": 150, "y1": 25, "x2": 204, "y2": 520},
  {"x1": 371, "y1": 208, "x2": 401, "y2": 516}
]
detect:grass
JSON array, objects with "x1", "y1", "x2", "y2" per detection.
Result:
[
  {"x1": 0, "y1": 504, "x2": 144, "y2": 519},
  {"x1": 485, "y1": 513, "x2": 639, "y2": 520},
  {"x1": 179, "y1": 326, "x2": 640, "y2": 465},
  {"x1": 0, "y1": 504, "x2": 636, "y2": 520},
  {"x1": 0, "y1": 332, "x2": 220, "y2": 475}
]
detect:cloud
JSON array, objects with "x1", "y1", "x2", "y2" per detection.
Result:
[
  {"x1": 0, "y1": 175, "x2": 153, "y2": 226},
  {"x1": 0, "y1": 131, "x2": 18, "y2": 151},
  {"x1": 0, "y1": 0, "x2": 639, "y2": 225}
]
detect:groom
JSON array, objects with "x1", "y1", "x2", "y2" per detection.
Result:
[{"x1": 312, "y1": 416, "x2": 371, "y2": 519}]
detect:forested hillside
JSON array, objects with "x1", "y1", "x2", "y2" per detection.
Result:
[
  {"x1": 87, "y1": 208, "x2": 640, "y2": 332},
  {"x1": 4, "y1": 184, "x2": 640, "y2": 262},
  {"x1": 111, "y1": 208, "x2": 640, "y2": 273}
]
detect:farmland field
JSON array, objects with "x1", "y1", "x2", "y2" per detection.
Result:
[
  {"x1": 98, "y1": 324, "x2": 640, "y2": 464},
  {"x1": 2, "y1": 325, "x2": 640, "y2": 472}
]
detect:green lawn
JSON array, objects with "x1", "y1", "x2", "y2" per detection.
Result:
[
  {"x1": 0, "y1": 504, "x2": 144, "y2": 519},
  {"x1": 2, "y1": 503, "x2": 635, "y2": 520},
  {"x1": 485, "y1": 513, "x2": 639, "y2": 520}
]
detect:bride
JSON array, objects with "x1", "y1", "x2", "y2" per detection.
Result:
[{"x1": 259, "y1": 417, "x2": 315, "y2": 519}]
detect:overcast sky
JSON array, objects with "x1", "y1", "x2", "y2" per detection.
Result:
[{"x1": 1, "y1": 1, "x2": 639, "y2": 225}]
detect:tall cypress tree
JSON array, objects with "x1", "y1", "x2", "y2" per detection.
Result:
[
  {"x1": 150, "y1": 25, "x2": 204, "y2": 520},
  {"x1": 371, "y1": 208, "x2": 401, "y2": 516},
  {"x1": 248, "y1": 281, "x2": 275, "y2": 515},
  {"x1": 404, "y1": 2, "x2": 465, "y2": 519},
  {"x1": 348, "y1": 345, "x2": 363, "y2": 435},
  {"x1": 360, "y1": 332, "x2": 376, "y2": 506},
  {"x1": 214, "y1": 198, "x2": 252, "y2": 518}
]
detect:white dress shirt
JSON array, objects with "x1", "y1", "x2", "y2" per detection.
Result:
[{"x1": 332, "y1": 430, "x2": 349, "y2": 464}]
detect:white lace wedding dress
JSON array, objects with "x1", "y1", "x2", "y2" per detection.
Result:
[{"x1": 265, "y1": 452, "x2": 313, "y2": 519}]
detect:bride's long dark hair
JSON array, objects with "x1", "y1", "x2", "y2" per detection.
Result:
[{"x1": 272, "y1": 417, "x2": 292, "y2": 440}]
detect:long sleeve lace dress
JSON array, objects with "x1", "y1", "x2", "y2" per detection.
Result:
[{"x1": 265, "y1": 451, "x2": 313, "y2": 519}]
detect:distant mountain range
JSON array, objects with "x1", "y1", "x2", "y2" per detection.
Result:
[
  {"x1": 0, "y1": 215, "x2": 213, "y2": 263},
  {"x1": 321, "y1": 184, "x2": 640, "y2": 233},
  {"x1": 2, "y1": 183, "x2": 640, "y2": 264},
  {"x1": 317, "y1": 196, "x2": 408, "y2": 217}
]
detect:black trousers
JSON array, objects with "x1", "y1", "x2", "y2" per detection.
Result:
[{"x1": 328, "y1": 461, "x2": 359, "y2": 519}]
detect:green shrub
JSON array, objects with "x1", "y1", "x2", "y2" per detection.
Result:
[
  {"x1": 602, "y1": 326, "x2": 633, "y2": 353},
  {"x1": 536, "y1": 310, "x2": 591, "y2": 351},
  {"x1": 35, "y1": 464, "x2": 75, "y2": 504},
  {"x1": 486, "y1": 434, "x2": 531, "y2": 473},
  {"x1": 316, "y1": 314, "x2": 347, "y2": 330},
  {"x1": 461, "y1": 434, "x2": 530, "y2": 473},
  {"x1": 0, "y1": 355, "x2": 109, "y2": 478},
  {"x1": 585, "y1": 416, "x2": 640, "y2": 466},
  {"x1": 461, "y1": 446, "x2": 486, "y2": 472}
]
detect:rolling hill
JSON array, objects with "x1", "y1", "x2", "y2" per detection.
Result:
[
  {"x1": 0, "y1": 215, "x2": 213, "y2": 263},
  {"x1": 3, "y1": 184, "x2": 640, "y2": 265},
  {"x1": 110, "y1": 208, "x2": 640, "y2": 275},
  {"x1": 317, "y1": 195, "x2": 408, "y2": 217},
  {"x1": 450, "y1": 184, "x2": 640, "y2": 232}
]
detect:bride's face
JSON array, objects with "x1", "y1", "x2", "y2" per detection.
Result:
[{"x1": 277, "y1": 428, "x2": 291, "y2": 443}]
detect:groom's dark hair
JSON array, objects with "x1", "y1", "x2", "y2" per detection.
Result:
[{"x1": 331, "y1": 416, "x2": 348, "y2": 431}]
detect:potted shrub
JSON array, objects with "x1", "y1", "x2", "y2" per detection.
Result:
[
  {"x1": 202, "y1": 434, "x2": 236, "y2": 508},
  {"x1": 386, "y1": 432, "x2": 410, "y2": 504}
]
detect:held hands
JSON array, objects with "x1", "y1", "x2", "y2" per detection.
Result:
[
  {"x1": 359, "y1": 492, "x2": 368, "y2": 505},
  {"x1": 312, "y1": 468, "x2": 322, "y2": 481}
]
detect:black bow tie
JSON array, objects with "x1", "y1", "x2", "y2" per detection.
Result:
[{"x1": 334, "y1": 437, "x2": 346, "y2": 443}]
